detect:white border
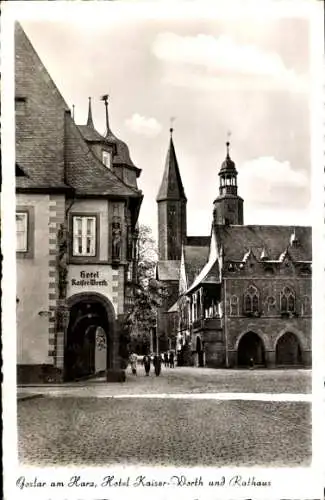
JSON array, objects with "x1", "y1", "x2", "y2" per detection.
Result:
[{"x1": 2, "y1": 1, "x2": 324, "y2": 499}]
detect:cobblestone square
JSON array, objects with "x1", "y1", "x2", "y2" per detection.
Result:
[
  {"x1": 18, "y1": 397, "x2": 311, "y2": 467},
  {"x1": 18, "y1": 366, "x2": 311, "y2": 398}
]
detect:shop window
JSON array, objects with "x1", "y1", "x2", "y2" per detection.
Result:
[{"x1": 72, "y1": 216, "x2": 97, "y2": 257}]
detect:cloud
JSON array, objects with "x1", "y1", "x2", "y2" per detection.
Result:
[
  {"x1": 152, "y1": 33, "x2": 308, "y2": 92},
  {"x1": 239, "y1": 156, "x2": 308, "y2": 205},
  {"x1": 125, "y1": 113, "x2": 162, "y2": 137}
]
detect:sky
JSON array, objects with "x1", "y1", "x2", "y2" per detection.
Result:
[{"x1": 15, "y1": 1, "x2": 318, "y2": 242}]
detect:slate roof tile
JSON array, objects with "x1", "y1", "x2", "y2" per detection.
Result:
[{"x1": 214, "y1": 224, "x2": 311, "y2": 262}]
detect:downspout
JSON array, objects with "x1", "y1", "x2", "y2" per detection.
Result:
[{"x1": 224, "y1": 277, "x2": 229, "y2": 367}]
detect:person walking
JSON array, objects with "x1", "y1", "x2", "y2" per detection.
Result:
[
  {"x1": 153, "y1": 354, "x2": 162, "y2": 376},
  {"x1": 143, "y1": 354, "x2": 151, "y2": 376},
  {"x1": 164, "y1": 352, "x2": 169, "y2": 368},
  {"x1": 129, "y1": 352, "x2": 138, "y2": 375},
  {"x1": 169, "y1": 351, "x2": 174, "y2": 368}
]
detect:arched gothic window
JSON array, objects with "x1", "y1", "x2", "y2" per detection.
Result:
[
  {"x1": 280, "y1": 286, "x2": 296, "y2": 313},
  {"x1": 244, "y1": 285, "x2": 259, "y2": 314}
]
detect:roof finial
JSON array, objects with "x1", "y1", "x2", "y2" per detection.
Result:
[
  {"x1": 169, "y1": 116, "x2": 175, "y2": 136},
  {"x1": 101, "y1": 94, "x2": 110, "y2": 137},
  {"x1": 72, "y1": 104, "x2": 75, "y2": 122},
  {"x1": 87, "y1": 97, "x2": 94, "y2": 128},
  {"x1": 226, "y1": 130, "x2": 231, "y2": 158}
]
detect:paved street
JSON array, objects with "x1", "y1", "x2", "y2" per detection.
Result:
[
  {"x1": 18, "y1": 366, "x2": 311, "y2": 398},
  {"x1": 18, "y1": 397, "x2": 311, "y2": 467}
]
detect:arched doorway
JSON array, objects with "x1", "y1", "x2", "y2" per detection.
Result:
[
  {"x1": 64, "y1": 293, "x2": 115, "y2": 382},
  {"x1": 237, "y1": 331, "x2": 265, "y2": 367},
  {"x1": 276, "y1": 332, "x2": 302, "y2": 366},
  {"x1": 196, "y1": 336, "x2": 204, "y2": 367}
]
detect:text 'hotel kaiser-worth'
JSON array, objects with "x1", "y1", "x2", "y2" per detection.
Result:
[{"x1": 15, "y1": 24, "x2": 143, "y2": 383}]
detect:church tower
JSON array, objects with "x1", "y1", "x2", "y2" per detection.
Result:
[
  {"x1": 157, "y1": 128, "x2": 187, "y2": 260},
  {"x1": 213, "y1": 141, "x2": 244, "y2": 225}
]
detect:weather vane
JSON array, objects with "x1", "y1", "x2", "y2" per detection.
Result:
[
  {"x1": 226, "y1": 130, "x2": 232, "y2": 155},
  {"x1": 170, "y1": 116, "x2": 176, "y2": 134},
  {"x1": 101, "y1": 94, "x2": 110, "y2": 134}
]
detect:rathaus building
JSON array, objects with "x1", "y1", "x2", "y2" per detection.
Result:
[{"x1": 156, "y1": 130, "x2": 312, "y2": 368}]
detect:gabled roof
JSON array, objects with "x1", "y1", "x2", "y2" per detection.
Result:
[
  {"x1": 156, "y1": 133, "x2": 187, "y2": 202},
  {"x1": 214, "y1": 224, "x2": 312, "y2": 262},
  {"x1": 157, "y1": 260, "x2": 180, "y2": 281},
  {"x1": 15, "y1": 23, "x2": 142, "y2": 199},
  {"x1": 184, "y1": 242, "x2": 210, "y2": 287}
]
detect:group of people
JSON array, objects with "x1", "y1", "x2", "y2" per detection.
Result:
[
  {"x1": 128, "y1": 351, "x2": 176, "y2": 377},
  {"x1": 163, "y1": 351, "x2": 175, "y2": 368}
]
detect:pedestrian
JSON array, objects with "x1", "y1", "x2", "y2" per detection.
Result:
[
  {"x1": 169, "y1": 351, "x2": 174, "y2": 368},
  {"x1": 164, "y1": 352, "x2": 169, "y2": 368},
  {"x1": 143, "y1": 354, "x2": 151, "y2": 376},
  {"x1": 153, "y1": 354, "x2": 162, "y2": 376},
  {"x1": 249, "y1": 357, "x2": 254, "y2": 369},
  {"x1": 129, "y1": 352, "x2": 138, "y2": 375}
]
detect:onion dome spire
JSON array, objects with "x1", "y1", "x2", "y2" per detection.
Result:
[
  {"x1": 218, "y1": 138, "x2": 238, "y2": 196},
  {"x1": 86, "y1": 97, "x2": 94, "y2": 128}
]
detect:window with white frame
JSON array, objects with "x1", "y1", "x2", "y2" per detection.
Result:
[
  {"x1": 72, "y1": 216, "x2": 96, "y2": 256},
  {"x1": 16, "y1": 212, "x2": 28, "y2": 252},
  {"x1": 102, "y1": 150, "x2": 112, "y2": 169}
]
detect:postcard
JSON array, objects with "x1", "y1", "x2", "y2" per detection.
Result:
[{"x1": 1, "y1": 0, "x2": 324, "y2": 499}]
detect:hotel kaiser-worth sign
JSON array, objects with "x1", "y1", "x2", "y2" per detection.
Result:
[{"x1": 66, "y1": 265, "x2": 115, "y2": 300}]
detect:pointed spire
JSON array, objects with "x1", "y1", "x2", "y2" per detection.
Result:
[
  {"x1": 101, "y1": 94, "x2": 111, "y2": 137},
  {"x1": 260, "y1": 247, "x2": 269, "y2": 260},
  {"x1": 87, "y1": 97, "x2": 94, "y2": 128},
  {"x1": 156, "y1": 128, "x2": 187, "y2": 202},
  {"x1": 290, "y1": 228, "x2": 299, "y2": 246}
]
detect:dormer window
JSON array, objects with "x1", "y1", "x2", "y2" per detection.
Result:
[{"x1": 102, "y1": 150, "x2": 112, "y2": 169}]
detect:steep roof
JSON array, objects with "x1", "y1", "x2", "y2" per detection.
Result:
[
  {"x1": 184, "y1": 242, "x2": 210, "y2": 287},
  {"x1": 15, "y1": 23, "x2": 70, "y2": 189},
  {"x1": 15, "y1": 23, "x2": 142, "y2": 199},
  {"x1": 77, "y1": 125, "x2": 104, "y2": 143},
  {"x1": 65, "y1": 113, "x2": 140, "y2": 197},
  {"x1": 214, "y1": 224, "x2": 312, "y2": 262},
  {"x1": 156, "y1": 132, "x2": 187, "y2": 202}
]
